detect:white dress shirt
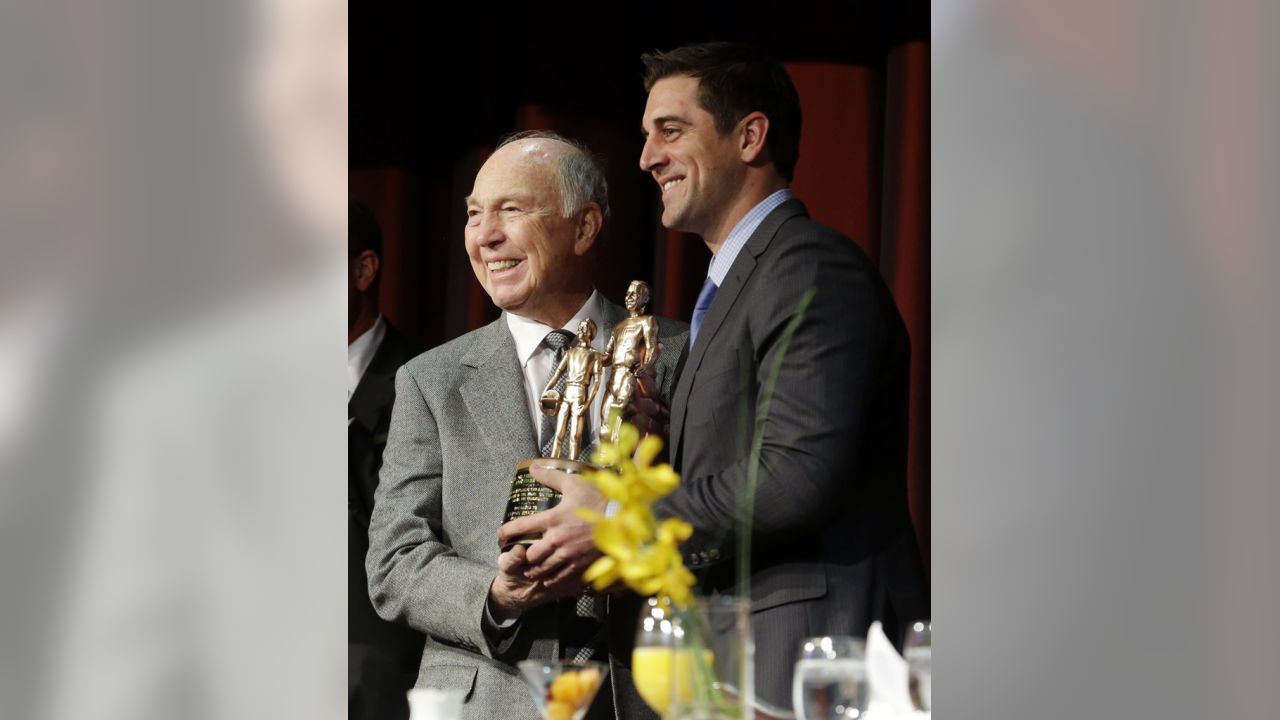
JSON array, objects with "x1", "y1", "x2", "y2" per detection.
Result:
[{"x1": 347, "y1": 314, "x2": 386, "y2": 401}]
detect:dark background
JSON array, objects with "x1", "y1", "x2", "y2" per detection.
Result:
[{"x1": 350, "y1": 0, "x2": 931, "y2": 565}]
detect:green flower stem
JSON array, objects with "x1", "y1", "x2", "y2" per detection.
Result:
[{"x1": 672, "y1": 605, "x2": 740, "y2": 719}]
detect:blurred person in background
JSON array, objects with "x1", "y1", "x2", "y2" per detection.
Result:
[
  {"x1": 930, "y1": 3, "x2": 1228, "y2": 718},
  {"x1": 366, "y1": 131, "x2": 687, "y2": 720},
  {"x1": 349, "y1": 199, "x2": 425, "y2": 720},
  {"x1": 40, "y1": 1, "x2": 349, "y2": 719},
  {"x1": 0, "y1": 6, "x2": 138, "y2": 718}
]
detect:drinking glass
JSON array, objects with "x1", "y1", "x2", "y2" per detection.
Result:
[
  {"x1": 632, "y1": 596, "x2": 679, "y2": 715},
  {"x1": 791, "y1": 636, "x2": 867, "y2": 720},
  {"x1": 667, "y1": 596, "x2": 754, "y2": 720},
  {"x1": 904, "y1": 620, "x2": 931, "y2": 711},
  {"x1": 517, "y1": 660, "x2": 609, "y2": 720}
]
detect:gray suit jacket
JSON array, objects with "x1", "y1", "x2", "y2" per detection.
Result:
[
  {"x1": 368, "y1": 299, "x2": 687, "y2": 720},
  {"x1": 656, "y1": 199, "x2": 930, "y2": 709}
]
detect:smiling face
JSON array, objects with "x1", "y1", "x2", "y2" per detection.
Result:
[
  {"x1": 464, "y1": 141, "x2": 594, "y2": 325},
  {"x1": 639, "y1": 75, "x2": 746, "y2": 240}
]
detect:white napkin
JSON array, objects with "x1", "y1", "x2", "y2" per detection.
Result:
[
  {"x1": 407, "y1": 688, "x2": 464, "y2": 720},
  {"x1": 865, "y1": 621, "x2": 929, "y2": 720}
]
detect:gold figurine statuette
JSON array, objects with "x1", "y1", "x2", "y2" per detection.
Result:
[
  {"x1": 540, "y1": 317, "x2": 607, "y2": 460},
  {"x1": 503, "y1": 317, "x2": 607, "y2": 549},
  {"x1": 600, "y1": 280, "x2": 660, "y2": 445}
]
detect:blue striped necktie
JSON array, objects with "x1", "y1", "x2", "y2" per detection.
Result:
[{"x1": 690, "y1": 276, "x2": 719, "y2": 349}]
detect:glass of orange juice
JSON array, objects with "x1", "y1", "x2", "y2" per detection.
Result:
[
  {"x1": 632, "y1": 597, "x2": 678, "y2": 714},
  {"x1": 632, "y1": 596, "x2": 752, "y2": 719}
]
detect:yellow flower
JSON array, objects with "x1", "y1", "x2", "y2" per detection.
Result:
[
  {"x1": 617, "y1": 504, "x2": 656, "y2": 544},
  {"x1": 634, "y1": 433, "x2": 663, "y2": 467},
  {"x1": 583, "y1": 555, "x2": 620, "y2": 590},
  {"x1": 657, "y1": 517, "x2": 693, "y2": 544},
  {"x1": 578, "y1": 423, "x2": 697, "y2": 607},
  {"x1": 593, "y1": 511, "x2": 648, "y2": 557},
  {"x1": 591, "y1": 423, "x2": 639, "y2": 468},
  {"x1": 581, "y1": 466, "x2": 630, "y2": 504},
  {"x1": 635, "y1": 462, "x2": 679, "y2": 502}
]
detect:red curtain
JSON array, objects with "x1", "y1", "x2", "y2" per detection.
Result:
[
  {"x1": 785, "y1": 48, "x2": 930, "y2": 568},
  {"x1": 880, "y1": 43, "x2": 931, "y2": 569},
  {"x1": 351, "y1": 41, "x2": 931, "y2": 570}
]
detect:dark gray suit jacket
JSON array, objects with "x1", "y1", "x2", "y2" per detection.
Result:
[
  {"x1": 350, "y1": 322, "x2": 426, "y2": 720},
  {"x1": 656, "y1": 199, "x2": 930, "y2": 709},
  {"x1": 368, "y1": 299, "x2": 687, "y2": 720}
]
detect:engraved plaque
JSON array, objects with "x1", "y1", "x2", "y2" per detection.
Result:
[{"x1": 501, "y1": 457, "x2": 594, "y2": 550}]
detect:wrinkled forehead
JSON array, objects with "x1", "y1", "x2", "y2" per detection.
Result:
[{"x1": 469, "y1": 141, "x2": 562, "y2": 205}]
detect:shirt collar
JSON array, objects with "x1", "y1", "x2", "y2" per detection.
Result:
[
  {"x1": 505, "y1": 290, "x2": 604, "y2": 367},
  {"x1": 706, "y1": 187, "x2": 794, "y2": 286},
  {"x1": 347, "y1": 314, "x2": 386, "y2": 366}
]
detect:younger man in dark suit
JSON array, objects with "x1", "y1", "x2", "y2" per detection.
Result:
[
  {"x1": 521, "y1": 43, "x2": 930, "y2": 712},
  {"x1": 636, "y1": 42, "x2": 930, "y2": 709}
]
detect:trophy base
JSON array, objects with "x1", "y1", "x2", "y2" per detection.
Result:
[{"x1": 502, "y1": 457, "x2": 599, "y2": 551}]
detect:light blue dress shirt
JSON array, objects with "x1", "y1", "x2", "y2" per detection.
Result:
[{"x1": 705, "y1": 188, "x2": 795, "y2": 286}]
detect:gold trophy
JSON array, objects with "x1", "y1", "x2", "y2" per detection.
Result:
[
  {"x1": 501, "y1": 282, "x2": 664, "y2": 549},
  {"x1": 502, "y1": 317, "x2": 607, "y2": 549},
  {"x1": 600, "y1": 280, "x2": 660, "y2": 445}
]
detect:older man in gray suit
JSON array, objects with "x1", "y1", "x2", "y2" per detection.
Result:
[{"x1": 367, "y1": 131, "x2": 686, "y2": 720}]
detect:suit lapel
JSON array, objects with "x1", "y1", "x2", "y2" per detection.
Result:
[
  {"x1": 670, "y1": 200, "x2": 809, "y2": 463},
  {"x1": 459, "y1": 317, "x2": 540, "y2": 460}
]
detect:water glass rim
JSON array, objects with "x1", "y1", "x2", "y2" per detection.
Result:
[
  {"x1": 798, "y1": 635, "x2": 866, "y2": 659},
  {"x1": 516, "y1": 659, "x2": 608, "y2": 673}
]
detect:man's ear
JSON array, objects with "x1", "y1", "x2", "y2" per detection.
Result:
[
  {"x1": 739, "y1": 112, "x2": 770, "y2": 164},
  {"x1": 573, "y1": 203, "x2": 604, "y2": 256},
  {"x1": 355, "y1": 250, "x2": 380, "y2": 292}
]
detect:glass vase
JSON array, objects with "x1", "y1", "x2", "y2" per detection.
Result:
[
  {"x1": 666, "y1": 595, "x2": 753, "y2": 720},
  {"x1": 632, "y1": 596, "x2": 755, "y2": 719}
]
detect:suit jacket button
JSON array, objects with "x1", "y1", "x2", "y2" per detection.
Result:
[{"x1": 709, "y1": 549, "x2": 720, "y2": 561}]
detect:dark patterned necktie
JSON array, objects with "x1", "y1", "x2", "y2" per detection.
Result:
[
  {"x1": 561, "y1": 591, "x2": 606, "y2": 663},
  {"x1": 537, "y1": 331, "x2": 606, "y2": 663}
]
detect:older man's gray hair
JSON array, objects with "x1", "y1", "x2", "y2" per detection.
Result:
[{"x1": 496, "y1": 130, "x2": 611, "y2": 222}]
